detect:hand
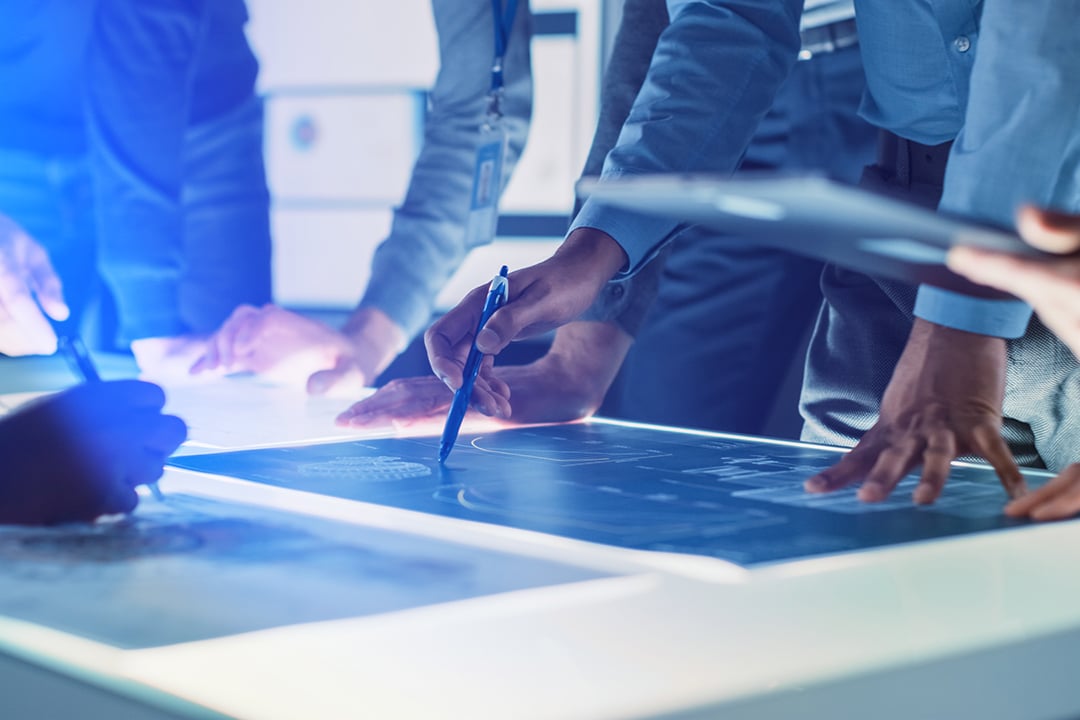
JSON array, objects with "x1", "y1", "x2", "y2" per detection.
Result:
[
  {"x1": 190, "y1": 305, "x2": 405, "y2": 395},
  {"x1": 339, "y1": 321, "x2": 633, "y2": 427},
  {"x1": 0, "y1": 380, "x2": 187, "y2": 524},
  {"x1": 425, "y1": 228, "x2": 628, "y2": 391},
  {"x1": 1004, "y1": 465, "x2": 1080, "y2": 521},
  {"x1": 0, "y1": 213, "x2": 69, "y2": 356},
  {"x1": 335, "y1": 362, "x2": 510, "y2": 430},
  {"x1": 947, "y1": 206, "x2": 1080, "y2": 359},
  {"x1": 805, "y1": 318, "x2": 1028, "y2": 504}
]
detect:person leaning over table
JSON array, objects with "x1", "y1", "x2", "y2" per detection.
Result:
[
  {"x1": 338, "y1": 0, "x2": 876, "y2": 433},
  {"x1": 0, "y1": 0, "x2": 272, "y2": 368},
  {"x1": 422, "y1": 0, "x2": 1080, "y2": 509},
  {"x1": 0, "y1": 381, "x2": 186, "y2": 525},
  {"x1": 189, "y1": 0, "x2": 534, "y2": 394}
]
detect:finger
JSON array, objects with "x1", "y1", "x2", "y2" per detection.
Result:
[
  {"x1": 216, "y1": 306, "x2": 262, "y2": 369},
  {"x1": 858, "y1": 439, "x2": 922, "y2": 503},
  {"x1": 804, "y1": 443, "x2": 879, "y2": 493},
  {"x1": 99, "y1": 481, "x2": 140, "y2": 517},
  {"x1": 136, "y1": 413, "x2": 188, "y2": 455},
  {"x1": 969, "y1": 424, "x2": 1028, "y2": 500},
  {"x1": 469, "y1": 374, "x2": 511, "y2": 419},
  {"x1": 1016, "y1": 205, "x2": 1080, "y2": 254},
  {"x1": 1004, "y1": 474, "x2": 1070, "y2": 517},
  {"x1": 425, "y1": 287, "x2": 488, "y2": 389},
  {"x1": 124, "y1": 446, "x2": 171, "y2": 487},
  {"x1": 474, "y1": 279, "x2": 565, "y2": 354},
  {"x1": 1006, "y1": 465, "x2": 1080, "y2": 520},
  {"x1": 945, "y1": 247, "x2": 1050, "y2": 301},
  {"x1": 338, "y1": 378, "x2": 452, "y2": 427},
  {"x1": 191, "y1": 305, "x2": 258, "y2": 373},
  {"x1": 23, "y1": 241, "x2": 69, "y2": 321},
  {"x1": 307, "y1": 360, "x2": 367, "y2": 396},
  {"x1": 0, "y1": 267, "x2": 57, "y2": 354},
  {"x1": 106, "y1": 379, "x2": 168, "y2": 410},
  {"x1": 65, "y1": 379, "x2": 167, "y2": 414},
  {"x1": 913, "y1": 431, "x2": 957, "y2": 505}
]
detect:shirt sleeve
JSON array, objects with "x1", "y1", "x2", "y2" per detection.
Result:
[
  {"x1": 920, "y1": 0, "x2": 1080, "y2": 338},
  {"x1": 569, "y1": 0, "x2": 803, "y2": 277},
  {"x1": 358, "y1": 0, "x2": 533, "y2": 341},
  {"x1": 85, "y1": 0, "x2": 208, "y2": 344}
]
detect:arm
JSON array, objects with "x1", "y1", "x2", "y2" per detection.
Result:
[
  {"x1": 85, "y1": 0, "x2": 208, "y2": 346},
  {"x1": 808, "y1": 0, "x2": 1080, "y2": 505},
  {"x1": 427, "y1": 0, "x2": 804, "y2": 388},
  {"x1": 192, "y1": 0, "x2": 534, "y2": 392}
]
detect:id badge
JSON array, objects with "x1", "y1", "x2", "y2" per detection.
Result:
[{"x1": 463, "y1": 121, "x2": 508, "y2": 248}]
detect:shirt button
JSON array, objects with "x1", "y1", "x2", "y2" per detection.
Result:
[{"x1": 954, "y1": 36, "x2": 971, "y2": 53}]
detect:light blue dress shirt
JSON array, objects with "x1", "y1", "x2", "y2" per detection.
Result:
[
  {"x1": 358, "y1": 0, "x2": 533, "y2": 341},
  {"x1": 571, "y1": 0, "x2": 1080, "y2": 339}
]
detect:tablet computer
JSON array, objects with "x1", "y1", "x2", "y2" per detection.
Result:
[{"x1": 577, "y1": 174, "x2": 1049, "y2": 291}]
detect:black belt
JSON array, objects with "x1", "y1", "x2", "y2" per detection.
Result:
[
  {"x1": 875, "y1": 131, "x2": 954, "y2": 188},
  {"x1": 798, "y1": 17, "x2": 859, "y2": 60}
]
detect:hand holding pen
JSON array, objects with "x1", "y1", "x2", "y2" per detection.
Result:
[
  {"x1": 30, "y1": 295, "x2": 172, "y2": 504},
  {"x1": 437, "y1": 266, "x2": 509, "y2": 462}
]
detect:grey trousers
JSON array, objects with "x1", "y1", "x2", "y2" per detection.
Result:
[{"x1": 799, "y1": 167, "x2": 1080, "y2": 471}]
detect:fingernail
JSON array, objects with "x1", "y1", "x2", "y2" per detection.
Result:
[
  {"x1": 804, "y1": 477, "x2": 824, "y2": 492},
  {"x1": 476, "y1": 328, "x2": 501, "y2": 352},
  {"x1": 912, "y1": 484, "x2": 934, "y2": 505},
  {"x1": 858, "y1": 485, "x2": 884, "y2": 503}
]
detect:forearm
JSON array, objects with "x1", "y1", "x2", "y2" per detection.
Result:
[
  {"x1": 360, "y1": 0, "x2": 533, "y2": 341},
  {"x1": 571, "y1": 0, "x2": 802, "y2": 275},
  {"x1": 86, "y1": 0, "x2": 208, "y2": 342},
  {"x1": 923, "y1": 0, "x2": 1080, "y2": 338}
]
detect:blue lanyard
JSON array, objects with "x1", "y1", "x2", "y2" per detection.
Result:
[{"x1": 490, "y1": 0, "x2": 520, "y2": 94}]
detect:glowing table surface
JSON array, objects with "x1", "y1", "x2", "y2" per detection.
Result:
[{"x1": 0, "y1": 359, "x2": 1078, "y2": 719}]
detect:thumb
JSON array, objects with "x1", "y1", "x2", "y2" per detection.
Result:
[
  {"x1": 307, "y1": 360, "x2": 368, "y2": 397},
  {"x1": 26, "y1": 242, "x2": 69, "y2": 321}
]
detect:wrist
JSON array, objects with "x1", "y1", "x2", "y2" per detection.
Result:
[
  {"x1": 557, "y1": 227, "x2": 630, "y2": 282},
  {"x1": 343, "y1": 307, "x2": 408, "y2": 381}
]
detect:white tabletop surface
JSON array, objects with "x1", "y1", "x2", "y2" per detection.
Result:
[{"x1": 0, "y1": 368, "x2": 1077, "y2": 719}]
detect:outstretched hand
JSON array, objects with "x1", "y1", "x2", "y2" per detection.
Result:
[
  {"x1": 805, "y1": 318, "x2": 1027, "y2": 505},
  {"x1": 0, "y1": 380, "x2": 187, "y2": 524},
  {"x1": 190, "y1": 305, "x2": 404, "y2": 396},
  {"x1": 341, "y1": 321, "x2": 632, "y2": 428}
]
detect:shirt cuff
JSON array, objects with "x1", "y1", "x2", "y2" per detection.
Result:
[
  {"x1": 913, "y1": 285, "x2": 1033, "y2": 339},
  {"x1": 569, "y1": 197, "x2": 679, "y2": 278}
]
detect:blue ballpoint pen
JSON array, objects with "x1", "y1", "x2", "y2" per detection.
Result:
[{"x1": 438, "y1": 265, "x2": 509, "y2": 463}]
